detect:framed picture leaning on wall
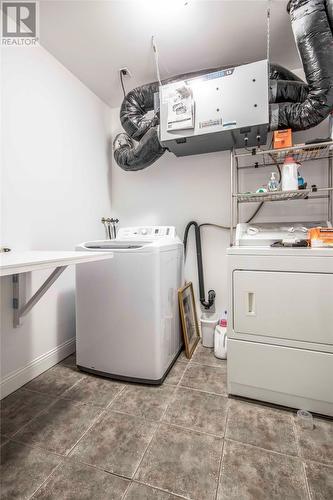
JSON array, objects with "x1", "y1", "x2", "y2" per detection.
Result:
[{"x1": 178, "y1": 282, "x2": 200, "y2": 359}]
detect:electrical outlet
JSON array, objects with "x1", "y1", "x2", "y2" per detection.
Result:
[{"x1": 119, "y1": 67, "x2": 131, "y2": 78}]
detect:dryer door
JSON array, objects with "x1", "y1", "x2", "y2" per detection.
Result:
[{"x1": 233, "y1": 270, "x2": 333, "y2": 345}]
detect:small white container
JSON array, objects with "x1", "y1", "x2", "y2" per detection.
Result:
[
  {"x1": 282, "y1": 156, "x2": 299, "y2": 191},
  {"x1": 201, "y1": 313, "x2": 218, "y2": 348},
  {"x1": 214, "y1": 324, "x2": 227, "y2": 359},
  {"x1": 296, "y1": 409, "x2": 314, "y2": 430}
]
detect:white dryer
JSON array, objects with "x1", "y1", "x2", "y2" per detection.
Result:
[
  {"x1": 227, "y1": 246, "x2": 333, "y2": 416},
  {"x1": 76, "y1": 226, "x2": 184, "y2": 384}
]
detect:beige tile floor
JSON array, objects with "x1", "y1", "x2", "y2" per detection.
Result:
[{"x1": 1, "y1": 343, "x2": 332, "y2": 500}]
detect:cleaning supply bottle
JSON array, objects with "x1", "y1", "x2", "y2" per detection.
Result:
[
  {"x1": 268, "y1": 172, "x2": 279, "y2": 191},
  {"x1": 214, "y1": 311, "x2": 227, "y2": 359},
  {"x1": 298, "y1": 172, "x2": 306, "y2": 189},
  {"x1": 282, "y1": 156, "x2": 299, "y2": 191}
]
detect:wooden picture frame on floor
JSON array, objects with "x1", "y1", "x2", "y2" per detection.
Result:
[{"x1": 178, "y1": 282, "x2": 200, "y2": 359}]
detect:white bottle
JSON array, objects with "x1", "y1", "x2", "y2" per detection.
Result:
[
  {"x1": 214, "y1": 314, "x2": 227, "y2": 359},
  {"x1": 268, "y1": 172, "x2": 279, "y2": 191},
  {"x1": 282, "y1": 156, "x2": 299, "y2": 191}
]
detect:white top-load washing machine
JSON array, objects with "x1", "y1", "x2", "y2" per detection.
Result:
[
  {"x1": 227, "y1": 224, "x2": 333, "y2": 416},
  {"x1": 76, "y1": 226, "x2": 184, "y2": 384}
]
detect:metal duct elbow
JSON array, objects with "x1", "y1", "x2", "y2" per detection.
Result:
[{"x1": 271, "y1": 0, "x2": 333, "y2": 131}]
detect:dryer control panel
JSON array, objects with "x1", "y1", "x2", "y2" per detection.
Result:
[{"x1": 117, "y1": 226, "x2": 177, "y2": 240}]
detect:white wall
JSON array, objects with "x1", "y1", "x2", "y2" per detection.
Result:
[
  {"x1": 1, "y1": 45, "x2": 112, "y2": 397},
  {"x1": 110, "y1": 107, "x2": 329, "y2": 318}
]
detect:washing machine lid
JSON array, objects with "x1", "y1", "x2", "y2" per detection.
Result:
[
  {"x1": 77, "y1": 227, "x2": 181, "y2": 252},
  {"x1": 81, "y1": 240, "x2": 149, "y2": 250}
]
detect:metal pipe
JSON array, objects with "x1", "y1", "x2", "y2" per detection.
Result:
[
  {"x1": 230, "y1": 149, "x2": 234, "y2": 246},
  {"x1": 101, "y1": 218, "x2": 119, "y2": 240}
]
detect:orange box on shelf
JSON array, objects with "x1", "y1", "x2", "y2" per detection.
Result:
[
  {"x1": 308, "y1": 227, "x2": 333, "y2": 248},
  {"x1": 273, "y1": 129, "x2": 293, "y2": 149}
]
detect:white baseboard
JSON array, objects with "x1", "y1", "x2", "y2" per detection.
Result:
[{"x1": 0, "y1": 338, "x2": 76, "y2": 399}]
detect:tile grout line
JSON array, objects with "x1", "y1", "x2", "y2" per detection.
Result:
[
  {"x1": 9, "y1": 389, "x2": 105, "y2": 443},
  {"x1": 225, "y1": 436, "x2": 305, "y2": 461},
  {"x1": 3, "y1": 435, "x2": 65, "y2": 459},
  {"x1": 51, "y1": 372, "x2": 88, "y2": 400},
  {"x1": 214, "y1": 433, "x2": 226, "y2": 500},
  {"x1": 305, "y1": 457, "x2": 333, "y2": 469},
  {"x1": 10, "y1": 376, "x2": 124, "y2": 440},
  {"x1": 65, "y1": 407, "x2": 107, "y2": 457},
  {"x1": 159, "y1": 420, "x2": 225, "y2": 439},
  {"x1": 133, "y1": 477, "x2": 194, "y2": 500},
  {"x1": 24, "y1": 363, "x2": 87, "y2": 394},
  {"x1": 190, "y1": 360, "x2": 227, "y2": 370},
  {"x1": 179, "y1": 382, "x2": 227, "y2": 398},
  {"x1": 132, "y1": 479, "x2": 189, "y2": 499},
  {"x1": 104, "y1": 407, "x2": 162, "y2": 424},
  {"x1": 176, "y1": 359, "x2": 191, "y2": 387},
  {"x1": 127, "y1": 380, "x2": 185, "y2": 492},
  {"x1": 215, "y1": 400, "x2": 231, "y2": 500},
  {"x1": 170, "y1": 382, "x2": 228, "y2": 399},
  {"x1": 65, "y1": 454, "x2": 133, "y2": 480},
  {"x1": 131, "y1": 376, "x2": 225, "y2": 500},
  {"x1": 28, "y1": 459, "x2": 65, "y2": 499},
  {"x1": 292, "y1": 417, "x2": 312, "y2": 500},
  {"x1": 120, "y1": 479, "x2": 132, "y2": 500},
  {"x1": 105, "y1": 384, "x2": 127, "y2": 409},
  {"x1": 302, "y1": 461, "x2": 313, "y2": 500},
  {"x1": 130, "y1": 384, "x2": 178, "y2": 481},
  {"x1": 9, "y1": 397, "x2": 60, "y2": 440}
]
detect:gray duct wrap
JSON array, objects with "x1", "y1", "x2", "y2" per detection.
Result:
[
  {"x1": 327, "y1": 0, "x2": 333, "y2": 30},
  {"x1": 114, "y1": 0, "x2": 333, "y2": 170},
  {"x1": 271, "y1": 0, "x2": 333, "y2": 130}
]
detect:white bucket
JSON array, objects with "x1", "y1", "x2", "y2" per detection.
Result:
[{"x1": 200, "y1": 314, "x2": 218, "y2": 348}]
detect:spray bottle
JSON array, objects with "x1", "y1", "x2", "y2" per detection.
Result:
[
  {"x1": 268, "y1": 172, "x2": 279, "y2": 191},
  {"x1": 214, "y1": 310, "x2": 227, "y2": 359}
]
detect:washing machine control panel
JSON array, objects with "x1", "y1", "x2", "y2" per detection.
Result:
[{"x1": 117, "y1": 226, "x2": 176, "y2": 240}]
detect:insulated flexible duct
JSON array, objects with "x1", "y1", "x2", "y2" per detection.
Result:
[
  {"x1": 326, "y1": 0, "x2": 333, "y2": 31},
  {"x1": 271, "y1": 0, "x2": 333, "y2": 130}
]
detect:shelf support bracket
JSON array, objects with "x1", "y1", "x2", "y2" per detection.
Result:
[{"x1": 12, "y1": 266, "x2": 68, "y2": 328}]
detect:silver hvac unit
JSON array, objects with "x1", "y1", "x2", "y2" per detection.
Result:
[{"x1": 159, "y1": 59, "x2": 269, "y2": 156}]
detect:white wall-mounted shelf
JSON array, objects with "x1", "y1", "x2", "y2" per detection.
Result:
[
  {"x1": 0, "y1": 250, "x2": 113, "y2": 327},
  {"x1": 0, "y1": 250, "x2": 112, "y2": 277}
]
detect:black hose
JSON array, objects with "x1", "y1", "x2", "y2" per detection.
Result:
[{"x1": 183, "y1": 221, "x2": 216, "y2": 310}]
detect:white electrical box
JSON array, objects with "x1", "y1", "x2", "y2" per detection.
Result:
[{"x1": 159, "y1": 59, "x2": 269, "y2": 156}]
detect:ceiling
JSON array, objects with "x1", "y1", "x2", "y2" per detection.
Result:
[{"x1": 39, "y1": 0, "x2": 301, "y2": 108}]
